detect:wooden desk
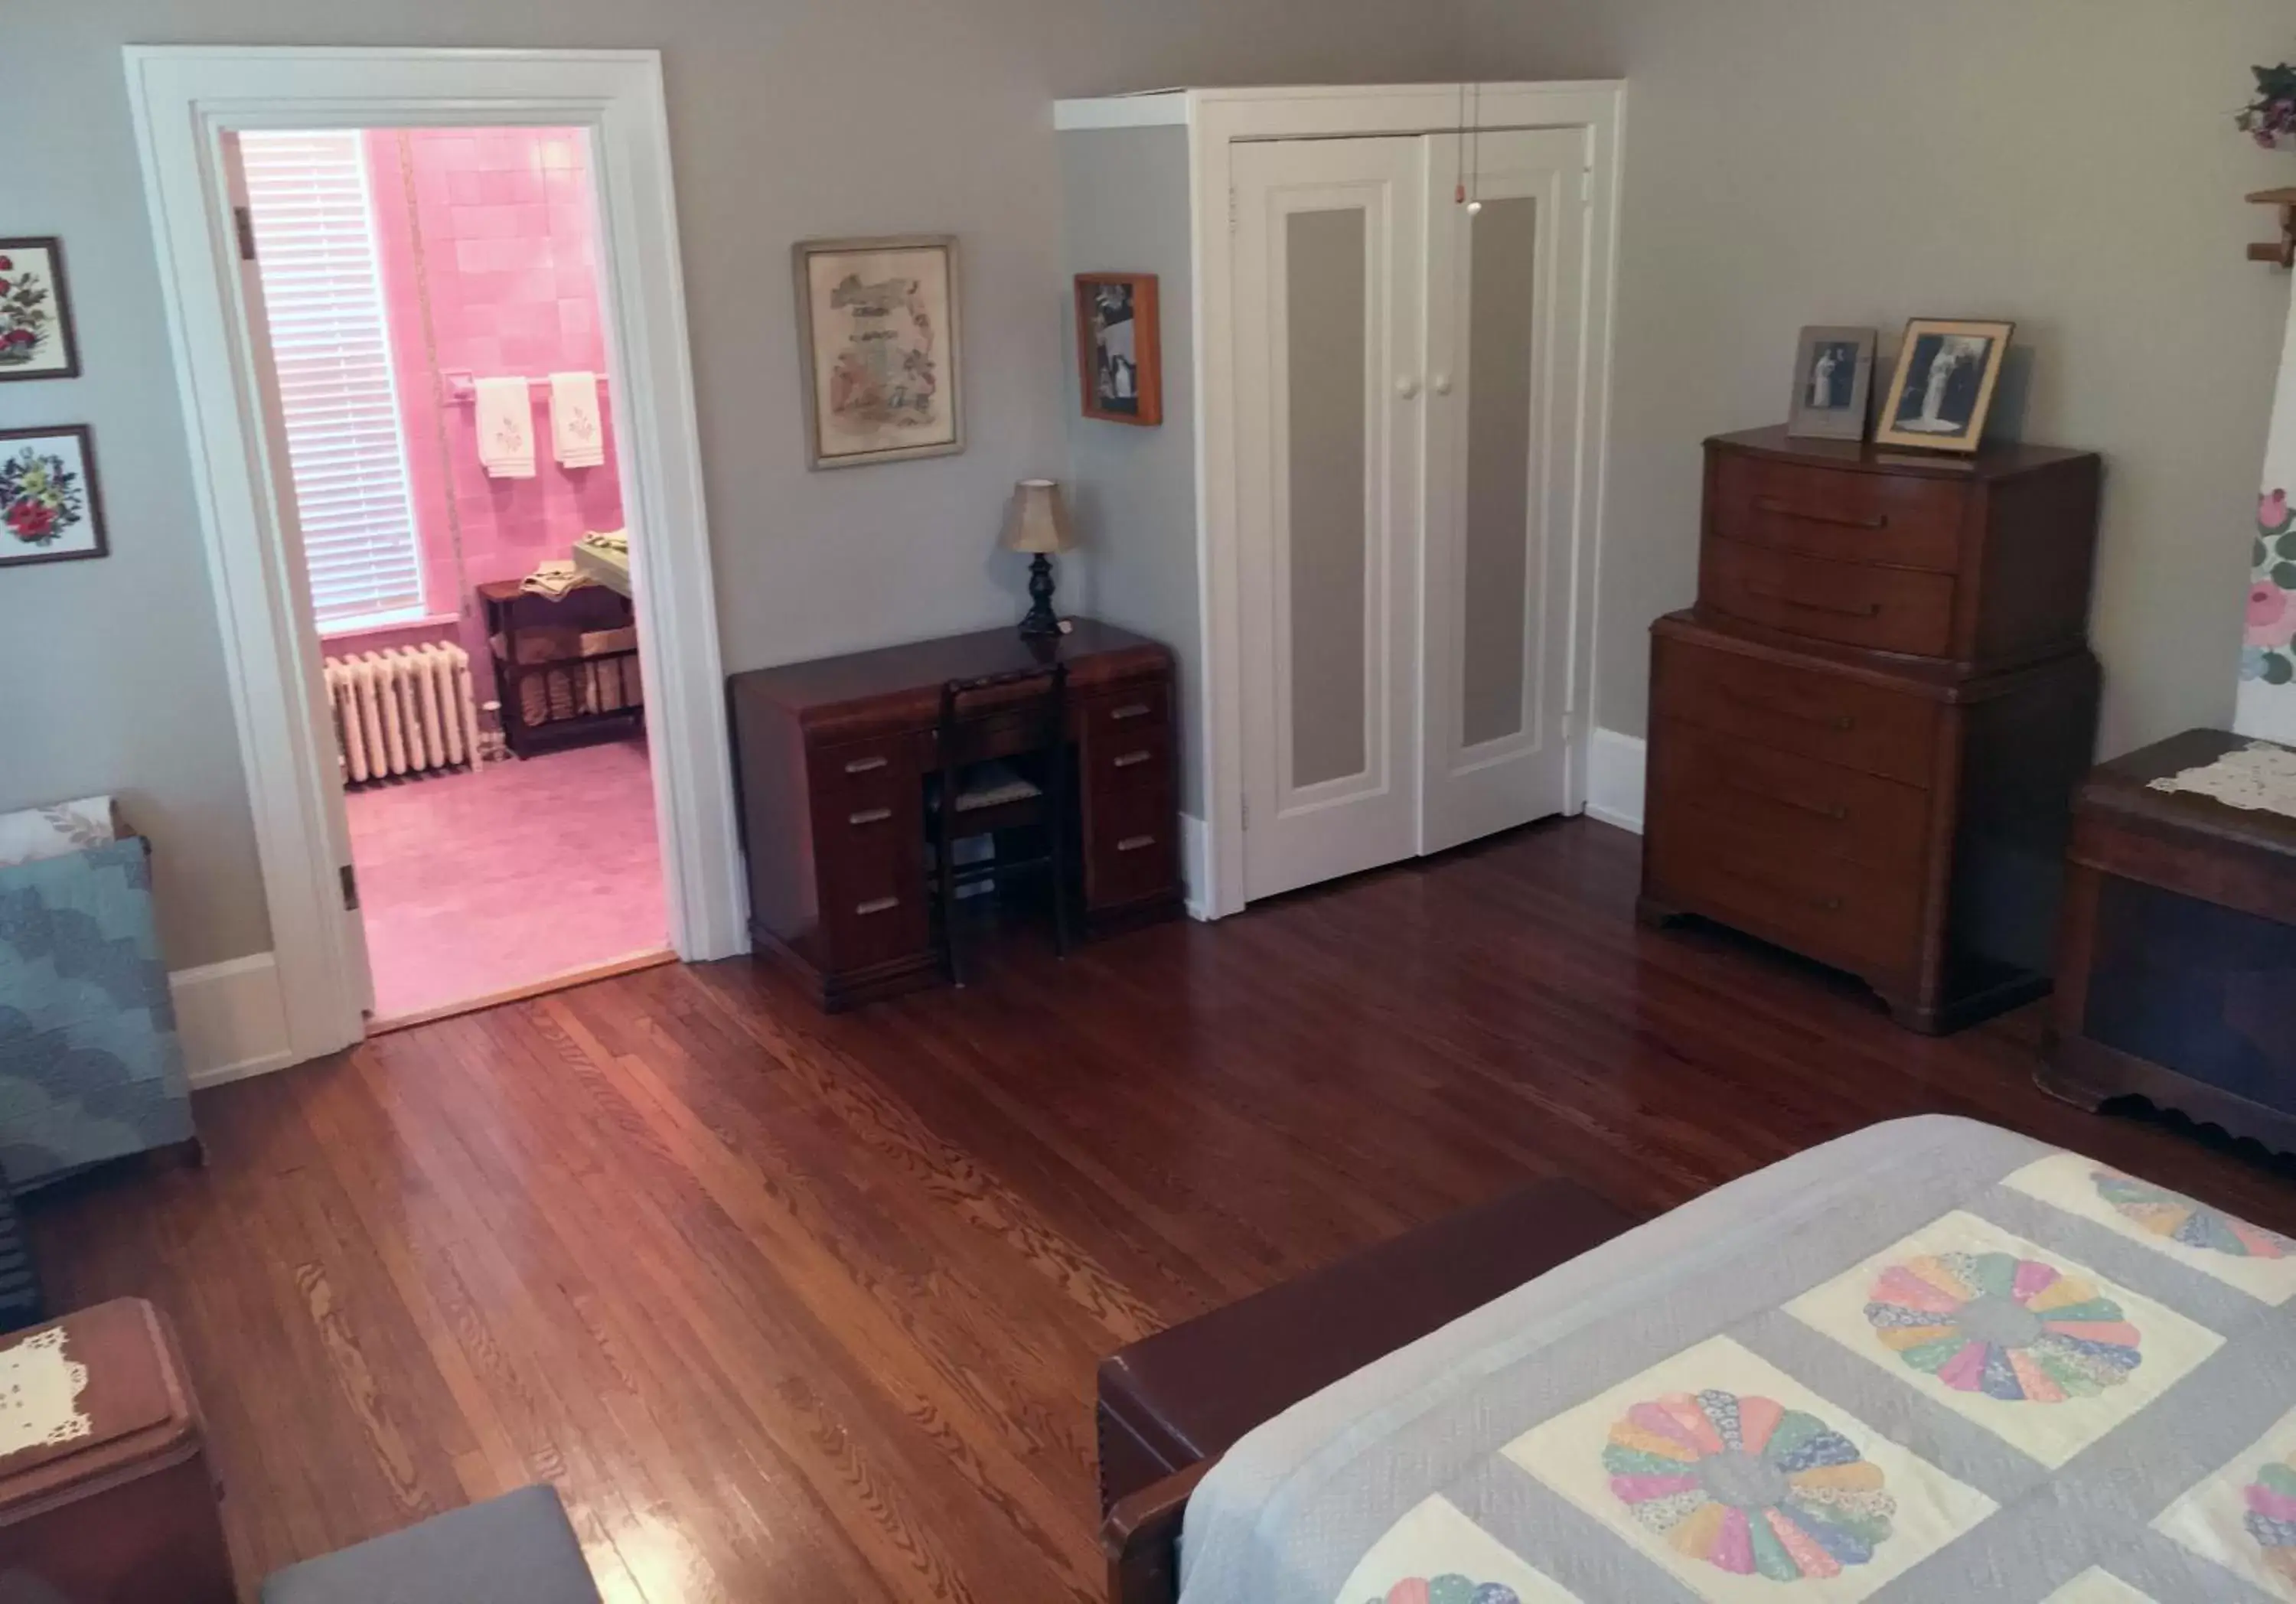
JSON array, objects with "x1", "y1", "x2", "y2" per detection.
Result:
[{"x1": 728, "y1": 619, "x2": 1182, "y2": 1010}]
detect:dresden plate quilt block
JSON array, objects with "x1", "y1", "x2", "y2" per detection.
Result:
[
  {"x1": 1334, "y1": 1494, "x2": 1583, "y2": 1604},
  {"x1": 1503, "y1": 1335, "x2": 1995, "y2": 1603},
  {"x1": 1784, "y1": 1211, "x2": 2222, "y2": 1469},
  {"x1": 2001, "y1": 1152, "x2": 2296, "y2": 1306}
]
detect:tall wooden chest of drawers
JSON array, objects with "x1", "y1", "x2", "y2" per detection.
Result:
[{"x1": 1641, "y1": 427, "x2": 2103, "y2": 1032}]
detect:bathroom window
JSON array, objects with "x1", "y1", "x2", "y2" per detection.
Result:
[{"x1": 239, "y1": 130, "x2": 427, "y2": 631}]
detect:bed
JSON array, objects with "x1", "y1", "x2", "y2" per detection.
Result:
[{"x1": 1110, "y1": 1117, "x2": 2296, "y2": 1603}]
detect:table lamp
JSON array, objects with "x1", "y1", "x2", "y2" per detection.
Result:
[{"x1": 1003, "y1": 478, "x2": 1076, "y2": 638}]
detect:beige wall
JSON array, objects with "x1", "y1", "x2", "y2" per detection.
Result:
[
  {"x1": 1464, "y1": 0, "x2": 2294, "y2": 751},
  {"x1": 0, "y1": 0, "x2": 1468, "y2": 969}
]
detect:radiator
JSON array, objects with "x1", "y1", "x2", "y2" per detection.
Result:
[{"x1": 324, "y1": 644, "x2": 484, "y2": 784}]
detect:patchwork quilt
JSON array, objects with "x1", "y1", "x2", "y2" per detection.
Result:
[{"x1": 1177, "y1": 1118, "x2": 2296, "y2": 1602}]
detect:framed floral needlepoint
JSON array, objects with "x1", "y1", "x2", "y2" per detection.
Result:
[
  {"x1": 0, "y1": 239, "x2": 80, "y2": 382},
  {"x1": 0, "y1": 425, "x2": 106, "y2": 567}
]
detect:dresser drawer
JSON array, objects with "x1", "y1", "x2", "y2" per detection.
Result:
[
  {"x1": 1652, "y1": 631, "x2": 1939, "y2": 786},
  {"x1": 1702, "y1": 538, "x2": 1956, "y2": 656},
  {"x1": 1711, "y1": 452, "x2": 1966, "y2": 572},
  {"x1": 1084, "y1": 781, "x2": 1178, "y2": 911},
  {"x1": 1651, "y1": 717, "x2": 1930, "y2": 871},
  {"x1": 1647, "y1": 810, "x2": 1924, "y2": 980}
]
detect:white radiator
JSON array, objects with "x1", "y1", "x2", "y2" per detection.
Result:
[{"x1": 324, "y1": 644, "x2": 484, "y2": 784}]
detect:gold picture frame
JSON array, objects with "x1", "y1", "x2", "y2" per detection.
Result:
[
  {"x1": 1873, "y1": 318, "x2": 2014, "y2": 455},
  {"x1": 792, "y1": 233, "x2": 963, "y2": 470}
]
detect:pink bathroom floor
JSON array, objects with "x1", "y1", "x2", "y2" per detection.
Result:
[{"x1": 344, "y1": 734, "x2": 668, "y2": 1023}]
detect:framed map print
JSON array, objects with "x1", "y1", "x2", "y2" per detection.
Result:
[{"x1": 792, "y1": 234, "x2": 963, "y2": 469}]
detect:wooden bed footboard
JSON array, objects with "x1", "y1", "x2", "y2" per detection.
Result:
[{"x1": 1102, "y1": 1457, "x2": 1215, "y2": 1604}]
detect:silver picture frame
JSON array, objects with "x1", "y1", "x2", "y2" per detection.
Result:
[{"x1": 1786, "y1": 325, "x2": 1877, "y2": 442}]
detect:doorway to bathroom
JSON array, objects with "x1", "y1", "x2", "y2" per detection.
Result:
[{"x1": 236, "y1": 122, "x2": 668, "y2": 1029}]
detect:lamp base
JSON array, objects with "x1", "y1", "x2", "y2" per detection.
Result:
[{"x1": 1018, "y1": 553, "x2": 1062, "y2": 637}]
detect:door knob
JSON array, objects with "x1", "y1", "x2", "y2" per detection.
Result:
[
  {"x1": 1396, "y1": 377, "x2": 1421, "y2": 399},
  {"x1": 1431, "y1": 373, "x2": 1453, "y2": 396}
]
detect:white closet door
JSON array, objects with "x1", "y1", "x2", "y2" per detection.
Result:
[
  {"x1": 1418, "y1": 129, "x2": 1589, "y2": 855},
  {"x1": 1234, "y1": 138, "x2": 1428, "y2": 901}
]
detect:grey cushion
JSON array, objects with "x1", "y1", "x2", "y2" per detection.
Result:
[{"x1": 260, "y1": 1485, "x2": 600, "y2": 1604}]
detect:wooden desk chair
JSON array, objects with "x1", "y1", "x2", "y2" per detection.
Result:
[{"x1": 930, "y1": 663, "x2": 1074, "y2": 984}]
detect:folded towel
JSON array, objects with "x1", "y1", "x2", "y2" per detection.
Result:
[
  {"x1": 475, "y1": 376, "x2": 535, "y2": 478},
  {"x1": 549, "y1": 371, "x2": 605, "y2": 469},
  {"x1": 520, "y1": 559, "x2": 587, "y2": 599}
]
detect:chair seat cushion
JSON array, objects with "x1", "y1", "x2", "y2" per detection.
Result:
[
  {"x1": 939, "y1": 760, "x2": 1042, "y2": 813},
  {"x1": 260, "y1": 1485, "x2": 601, "y2": 1604},
  {"x1": 1094, "y1": 1177, "x2": 1641, "y2": 1510}
]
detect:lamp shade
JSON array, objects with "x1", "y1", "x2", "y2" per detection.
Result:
[{"x1": 1003, "y1": 478, "x2": 1076, "y2": 555}]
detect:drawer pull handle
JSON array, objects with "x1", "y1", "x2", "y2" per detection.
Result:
[
  {"x1": 1724, "y1": 781, "x2": 1848, "y2": 823},
  {"x1": 1112, "y1": 749, "x2": 1154, "y2": 768},
  {"x1": 843, "y1": 755, "x2": 890, "y2": 774},
  {"x1": 1108, "y1": 703, "x2": 1153, "y2": 722},
  {"x1": 1753, "y1": 496, "x2": 1889, "y2": 532},
  {"x1": 1717, "y1": 688, "x2": 1856, "y2": 733},
  {"x1": 854, "y1": 896, "x2": 901, "y2": 916},
  {"x1": 1815, "y1": 895, "x2": 1844, "y2": 912},
  {"x1": 1115, "y1": 834, "x2": 1158, "y2": 853},
  {"x1": 1745, "y1": 585, "x2": 1882, "y2": 620},
  {"x1": 848, "y1": 807, "x2": 893, "y2": 826}
]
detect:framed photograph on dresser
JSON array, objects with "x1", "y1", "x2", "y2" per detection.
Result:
[
  {"x1": 1785, "y1": 326, "x2": 1874, "y2": 440},
  {"x1": 1874, "y1": 318, "x2": 2014, "y2": 453}
]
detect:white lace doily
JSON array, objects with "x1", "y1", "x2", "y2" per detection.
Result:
[
  {"x1": 0, "y1": 1326, "x2": 92, "y2": 1459},
  {"x1": 2147, "y1": 739, "x2": 2296, "y2": 820}
]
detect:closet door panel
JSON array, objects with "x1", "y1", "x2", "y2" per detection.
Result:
[
  {"x1": 1235, "y1": 137, "x2": 1426, "y2": 902},
  {"x1": 1420, "y1": 129, "x2": 1590, "y2": 854}
]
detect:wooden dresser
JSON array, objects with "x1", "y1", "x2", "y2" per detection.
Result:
[
  {"x1": 1641, "y1": 426, "x2": 2103, "y2": 1032},
  {"x1": 728, "y1": 619, "x2": 1183, "y2": 1010}
]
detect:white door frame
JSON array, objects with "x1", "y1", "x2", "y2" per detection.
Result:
[
  {"x1": 124, "y1": 46, "x2": 746, "y2": 1066},
  {"x1": 1056, "y1": 83, "x2": 1623, "y2": 918}
]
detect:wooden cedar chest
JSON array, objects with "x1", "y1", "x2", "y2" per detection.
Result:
[
  {"x1": 0, "y1": 1298, "x2": 234, "y2": 1603},
  {"x1": 2041, "y1": 729, "x2": 2296, "y2": 1156}
]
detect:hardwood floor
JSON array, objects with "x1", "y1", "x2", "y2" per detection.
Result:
[{"x1": 27, "y1": 817, "x2": 2296, "y2": 1601}]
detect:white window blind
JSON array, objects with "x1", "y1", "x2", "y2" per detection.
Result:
[{"x1": 240, "y1": 130, "x2": 426, "y2": 631}]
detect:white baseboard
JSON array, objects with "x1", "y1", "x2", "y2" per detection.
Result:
[
  {"x1": 1583, "y1": 727, "x2": 1647, "y2": 835},
  {"x1": 169, "y1": 952, "x2": 294, "y2": 1089},
  {"x1": 1180, "y1": 812, "x2": 1212, "y2": 920}
]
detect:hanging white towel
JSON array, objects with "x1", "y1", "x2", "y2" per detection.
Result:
[
  {"x1": 548, "y1": 371, "x2": 605, "y2": 469},
  {"x1": 474, "y1": 376, "x2": 535, "y2": 478}
]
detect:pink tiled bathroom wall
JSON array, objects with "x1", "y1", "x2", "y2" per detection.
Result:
[{"x1": 348, "y1": 127, "x2": 625, "y2": 695}]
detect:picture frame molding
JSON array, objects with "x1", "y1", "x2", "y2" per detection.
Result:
[
  {"x1": 1075, "y1": 269, "x2": 1163, "y2": 427},
  {"x1": 791, "y1": 232, "x2": 964, "y2": 471},
  {"x1": 0, "y1": 422, "x2": 107, "y2": 566},
  {"x1": 0, "y1": 236, "x2": 83, "y2": 383},
  {"x1": 1873, "y1": 317, "x2": 2016, "y2": 455},
  {"x1": 1785, "y1": 324, "x2": 1875, "y2": 442}
]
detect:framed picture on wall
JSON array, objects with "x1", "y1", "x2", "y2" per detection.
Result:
[
  {"x1": 1874, "y1": 318, "x2": 2014, "y2": 454},
  {"x1": 792, "y1": 234, "x2": 963, "y2": 470},
  {"x1": 0, "y1": 238, "x2": 81, "y2": 382},
  {"x1": 1075, "y1": 272, "x2": 1162, "y2": 426},
  {"x1": 1786, "y1": 325, "x2": 1874, "y2": 441},
  {"x1": 0, "y1": 425, "x2": 107, "y2": 567}
]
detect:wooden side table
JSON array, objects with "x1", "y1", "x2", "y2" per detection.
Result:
[
  {"x1": 0, "y1": 1298, "x2": 234, "y2": 1603},
  {"x1": 2042, "y1": 729, "x2": 2296, "y2": 1156}
]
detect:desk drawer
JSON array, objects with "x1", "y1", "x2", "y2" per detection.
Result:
[
  {"x1": 1652, "y1": 632, "x2": 1939, "y2": 786},
  {"x1": 1711, "y1": 452, "x2": 1966, "y2": 572},
  {"x1": 1651, "y1": 717, "x2": 1929, "y2": 871},
  {"x1": 1701, "y1": 537, "x2": 1956, "y2": 657},
  {"x1": 1647, "y1": 808, "x2": 1923, "y2": 980},
  {"x1": 1082, "y1": 683, "x2": 1169, "y2": 738},
  {"x1": 814, "y1": 736, "x2": 929, "y2": 970}
]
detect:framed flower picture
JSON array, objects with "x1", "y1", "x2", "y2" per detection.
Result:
[
  {"x1": 0, "y1": 425, "x2": 107, "y2": 566},
  {"x1": 792, "y1": 234, "x2": 963, "y2": 469},
  {"x1": 0, "y1": 239, "x2": 81, "y2": 382}
]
